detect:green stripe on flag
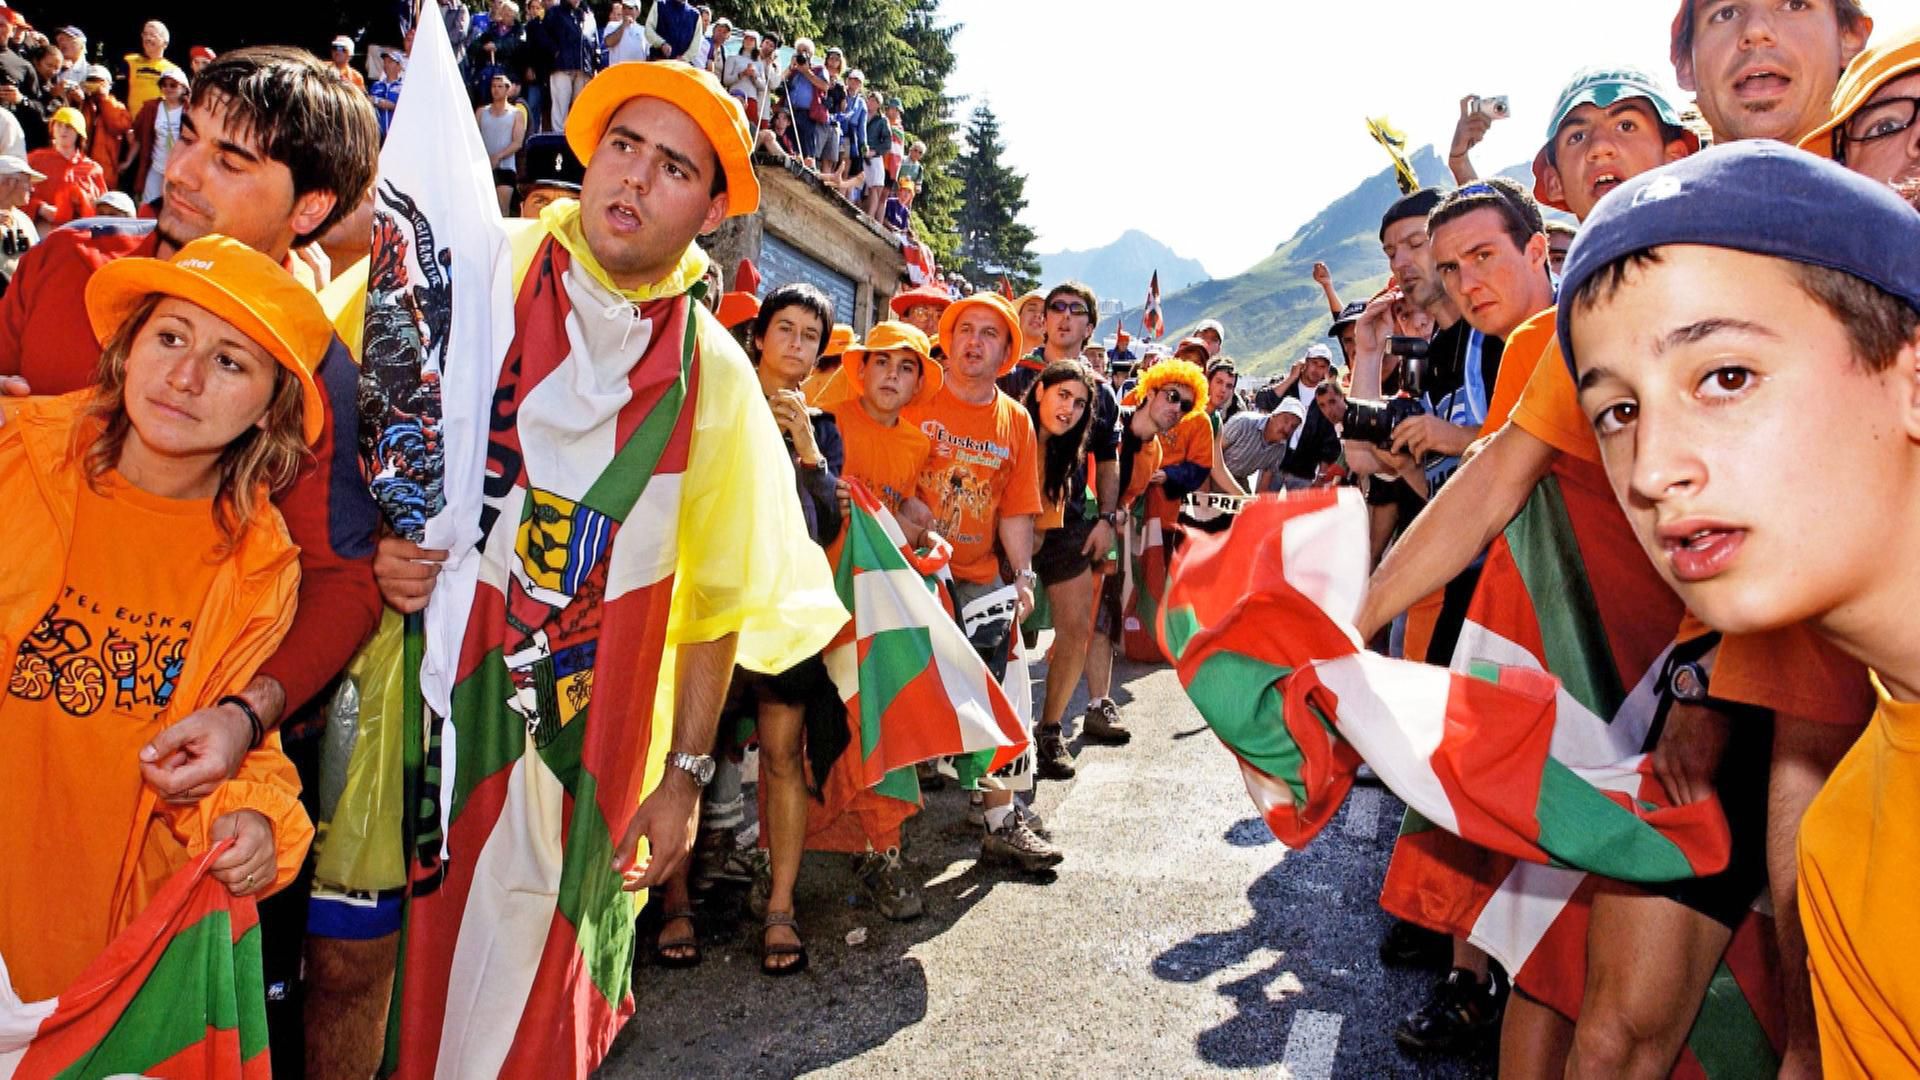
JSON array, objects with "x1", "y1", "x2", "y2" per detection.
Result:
[
  {"x1": 1686, "y1": 960, "x2": 1779, "y2": 1079},
  {"x1": 1160, "y1": 605, "x2": 1201, "y2": 663},
  {"x1": 1187, "y1": 650, "x2": 1307, "y2": 804},
  {"x1": 1504, "y1": 478, "x2": 1624, "y2": 719},
  {"x1": 233, "y1": 922, "x2": 270, "y2": 1060},
  {"x1": 447, "y1": 648, "x2": 527, "y2": 824},
  {"x1": 1532, "y1": 759, "x2": 1698, "y2": 883},
  {"x1": 578, "y1": 330, "x2": 693, "y2": 519},
  {"x1": 51, "y1": 910, "x2": 245, "y2": 1080},
  {"x1": 552, "y1": 729, "x2": 636, "y2": 1008},
  {"x1": 873, "y1": 764, "x2": 921, "y2": 806},
  {"x1": 860, "y1": 626, "x2": 934, "y2": 757}
]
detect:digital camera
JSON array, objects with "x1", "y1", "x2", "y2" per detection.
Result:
[{"x1": 1343, "y1": 338, "x2": 1428, "y2": 447}]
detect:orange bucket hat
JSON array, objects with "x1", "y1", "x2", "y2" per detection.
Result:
[
  {"x1": 715, "y1": 290, "x2": 759, "y2": 329},
  {"x1": 1800, "y1": 24, "x2": 1920, "y2": 160},
  {"x1": 564, "y1": 61, "x2": 760, "y2": 216},
  {"x1": 85, "y1": 235, "x2": 332, "y2": 445},
  {"x1": 936, "y1": 293, "x2": 1023, "y2": 377},
  {"x1": 843, "y1": 321, "x2": 942, "y2": 407},
  {"x1": 823, "y1": 323, "x2": 856, "y2": 359}
]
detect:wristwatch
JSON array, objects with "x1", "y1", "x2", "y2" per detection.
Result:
[
  {"x1": 666, "y1": 751, "x2": 716, "y2": 787},
  {"x1": 1102, "y1": 510, "x2": 1127, "y2": 527},
  {"x1": 1015, "y1": 568, "x2": 1039, "y2": 587},
  {"x1": 1667, "y1": 659, "x2": 1709, "y2": 704}
]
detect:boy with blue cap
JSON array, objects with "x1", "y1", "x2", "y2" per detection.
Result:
[{"x1": 1559, "y1": 139, "x2": 1920, "y2": 1079}]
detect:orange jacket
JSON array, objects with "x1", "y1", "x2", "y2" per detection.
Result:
[{"x1": 0, "y1": 394, "x2": 313, "y2": 952}]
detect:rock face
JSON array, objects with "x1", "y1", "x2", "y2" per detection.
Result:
[
  {"x1": 1115, "y1": 147, "x2": 1557, "y2": 376},
  {"x1": 1037, "y1": 230, "x2": 1210, "y2": 311}
]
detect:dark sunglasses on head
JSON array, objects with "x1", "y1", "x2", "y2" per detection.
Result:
[
  {"x1": 1047, "y1": 299, "x2": 1090, "y2": 317},
  {"x1": 1160, "y1": 386, "x2": 1194, "y2": 410}
]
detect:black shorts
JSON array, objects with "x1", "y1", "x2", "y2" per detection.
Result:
[
  {"x1": 492, "y1": 167, "x2": 516, "y2": 188},
  {"x1": 1034, "y1": 516, "x2": 1096, "y2": 588},
  {"x1": 1366, "y1": 473, "x2": 1428, "y2": 512},
  {"x1": 1643, "y1": 713, "x2": 1772, "y2": 929}
]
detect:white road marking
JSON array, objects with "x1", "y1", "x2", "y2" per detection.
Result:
[
  {"x1": 1342, "y1": 786, "x2": 1381, "y2": 838},
  {"x1": 1280, "y1": 1009, "x2": 1344, "y2": 1080}
]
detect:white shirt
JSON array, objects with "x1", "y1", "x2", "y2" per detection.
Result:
[
  {"x1": 0, "y1": 206, "x2": 36, "y2": 284},
  {"x1": 603, "y1": 15, "x2": 655, "y2": 65},
  {"x1": 143, "y1": 102, "x2": 183, "y2": 204}
]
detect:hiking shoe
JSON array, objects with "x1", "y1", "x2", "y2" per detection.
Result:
[
  {"x1": 1034, "y1": 724, "x2": 1076, "y2": 780},
  {"x1": 1379, "y1": 919, "x2": 1451, "y2": 969},
  {"x1": 1393, "y1": 966, "x2": 1508, "y2": 1052},
  {"x1": 1013, "y1": 802, "x2": 1052, "y2": 842},
  {"x1": 967, "y1": 790, "x2": 986, "y2": 826},
  {"x1": 854, "y1": 847, "x2": 926, "y2": 921},
  {"x1": 981, "y1": 813, "x2": 1064, "y2": 872},
  {"x1": 1081, "y1": 699, "x2": 1132, "y2": 745}
]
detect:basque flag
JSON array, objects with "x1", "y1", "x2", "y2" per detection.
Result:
[{"x1": 1143, "y1": 271, "x2": 1165, "y2": 339}]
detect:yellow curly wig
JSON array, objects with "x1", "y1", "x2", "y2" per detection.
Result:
[{"x1": 1132, "y1": 358, "x2": 1209, "y2": 416}]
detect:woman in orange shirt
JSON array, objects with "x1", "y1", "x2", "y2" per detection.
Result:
[{"x1": 0, "y1": 235, "x2": 325, "y2": 1002}]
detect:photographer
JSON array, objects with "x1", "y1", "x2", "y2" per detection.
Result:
[{"x1": 784, "y1": 39, "x2": 831, "y2": 169}]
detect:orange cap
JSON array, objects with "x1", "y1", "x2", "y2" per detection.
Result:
[
  {"x1": 86, "y1": 235, "x2": 333, "y2": 445},
  {"x1": 715, "y1": 290, "x2": 759, "y2": 329},
  {"x1": 565, "y1": 61, "x2": 760, "y2": 216},
  {"x1": 843, "y1": 320, "x2": 942, "y2": 407},
  {"x1": 936, "y1": 293, "x2": 1023, "y2": 377},
  {"x1": 823, "y1": 323, "x2": 856, "y2": 358},
  {"x1": 1800, "y1": 24, "x2": 1920, "y2": 160},
  {"x1": 889, "y1": 282, "x2": 953, "y2": 318}
]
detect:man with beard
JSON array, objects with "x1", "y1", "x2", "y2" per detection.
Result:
[{"x1": 1671, "y1": 0, "x2": 1871, "y2": 143}]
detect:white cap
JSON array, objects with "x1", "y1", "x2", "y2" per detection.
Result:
[
  {"x1": 1194, "y1": 318, "x2": 1224, "y2": 338},
  {"x1": 331, "y1": 35, "x2": 354, "y2": 51},
  {"x1": 156, "y1": 62, "x2": 188, "y2": 86},
  {"x1": 95, "y1": 191, "x2": 135, "y2": 215},
  {"x1": 1304, "y1": 343, "x2": 1334, "y2": 362},
  {"x1": 0, "y1": 154, "x2": 45, "y2": 182},
  {"x1": 84, "y1": 63, "x2": 111, "y2": 83},
  {"x1": 1276, "y1": 396, "x2": 1308, "y2": 420}
]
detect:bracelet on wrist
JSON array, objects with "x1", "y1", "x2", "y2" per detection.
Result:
[{"x1": 218, "y1": 694, "x2": 266, "y2": 749}]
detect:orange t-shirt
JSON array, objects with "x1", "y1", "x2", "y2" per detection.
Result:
[
  {"x1": 1798, "y1": 675, "x2": 1920, "y2": 1077},
  {"x1": 1159, "y1": 408, "x2": 1214, "y2": 469},
  {"x1": 1484, "y1": 308, "x2": 1557, "y2": 437},
  {"x1": 830, "y1": 398, "x2": 930, "y2": 514},
  {"x1": 906, "y1": 386, "x2": 1042, "y2": 585},
  {"x1": 0, "y1": 474, "x2": 222, "y2": 1000},
  {"x1": 1507, "y1": 308, "x2": 1604, "y2": 466}
]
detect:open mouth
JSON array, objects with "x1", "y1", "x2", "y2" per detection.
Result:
[
  {"x1": 1732, "y1": 68, "x2": 1791, "y2": 100},
  {"x1": 1589, "y1": 171, "x2": 1622, "y2": 199},
  {"x1": 605, "y1": 202, "x2": 642, "y2": 233},
  {"x1": 1661, "y1": 525, "x2": 1746, "y2": 582}
]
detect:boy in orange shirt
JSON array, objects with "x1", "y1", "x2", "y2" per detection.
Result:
[
  {"x1": 1559, "y1": 140, "x2": 1920, "y2": 1080},
  {"x1": 0, "y1": 236, "x2": 323, "y2": 1002},
  {"x1": 830, "y1": 319, "x2": 938, "y2": 521}
]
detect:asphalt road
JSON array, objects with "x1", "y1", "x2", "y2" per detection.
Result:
[{"x1": 598, "y1": 652, "x2": 1498, "y2": 1079}]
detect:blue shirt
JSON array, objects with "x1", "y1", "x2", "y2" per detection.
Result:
[{"x1": 370, "y1": 78, "x2": 403, "y2": 138}]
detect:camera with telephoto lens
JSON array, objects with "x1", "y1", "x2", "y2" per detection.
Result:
[{"x1": 1342, "y1": 336, "x2": 1429, "y2": 447}]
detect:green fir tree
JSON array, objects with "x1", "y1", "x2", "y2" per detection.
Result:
[{"x1": 953, "y1": 103, "x2": 1039, "y2": 291}]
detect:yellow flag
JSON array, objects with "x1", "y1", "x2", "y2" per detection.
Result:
[{"x1": 1366, "y1": 116, "x2": 1421, "y2": 195}]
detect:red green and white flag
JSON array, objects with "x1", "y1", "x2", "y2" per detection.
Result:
[
  {"x1": 822, "y1": 482, "x2": 1028, "y2": 784},
  {"x1": 1154, "y1": 487, "x2": 1732, "y2": 881},
  {"x1": 0, "y1": 843, "x2": 270, "y2": 1079}
]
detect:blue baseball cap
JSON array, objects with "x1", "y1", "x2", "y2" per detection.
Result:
[
  {"x1": 1531, "y1": 66, "x2": 1698, "y2": 212},
  {"x1": 1557, "y1": 141, "x2": 1920, "y2": 374}
]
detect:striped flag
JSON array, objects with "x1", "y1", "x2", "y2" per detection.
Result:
[
  {"x1": 1154, "y1": 487, "x2": 1732, "y2": 881},
  {"x1": 0, "y1": 844, "x2": 269, "y2": 1079},
  {"x1": 1376, "y1": 462, "x2": 1785, "y2": 1076},
  {"x1": 824, "y1": 482, "x2": 1028, "y2": 781},
  {"x1": 1142, "y1": 272, "x2": 1165, "y2": 339}
]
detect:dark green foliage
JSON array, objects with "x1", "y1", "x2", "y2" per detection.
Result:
[{"x1": 951, "y1": 103, "x2": 1039, "y2": 291}]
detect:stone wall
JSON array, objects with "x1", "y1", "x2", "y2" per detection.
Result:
[{"x1": 702, "y1": 151, "x2": 909, "y2": 333}]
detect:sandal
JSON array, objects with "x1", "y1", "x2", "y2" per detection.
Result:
[
  {"x1": 652, "y1": 908, "x2": 702, "y2": 969},
  {"x1": 759, "y1": 910, "x2": 809, "y2": 977}
]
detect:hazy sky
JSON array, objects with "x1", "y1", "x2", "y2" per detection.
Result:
[{"x1": 941, "y1": 0, "x2": 1729, "y2": 279}]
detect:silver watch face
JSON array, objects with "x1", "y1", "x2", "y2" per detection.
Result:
[{"x1": 1670, "y1": 663, "x2": 1707, "y2": 702}]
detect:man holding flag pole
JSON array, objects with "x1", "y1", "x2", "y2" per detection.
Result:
[{"x1": 360, "y1": 20, "x2": 846, "y2": 1073}]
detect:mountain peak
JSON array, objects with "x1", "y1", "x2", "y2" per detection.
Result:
[{"x1": 1037, "y1": 230, "x2": 1209, "y2": 304}]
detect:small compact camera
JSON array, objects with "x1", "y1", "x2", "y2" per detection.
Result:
[{"x1": 1469, "y1": 95, "x2": 1511, "y2": 121}]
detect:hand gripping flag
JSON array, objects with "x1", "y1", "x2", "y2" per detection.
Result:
[
  {"x1": 1142, "y1": 272, "x2": 1165, "y2": 339},
  {"x1": 356, "y1": 2, "x2": 515, "y2": 719},
  {"x1": 804, "y1": 485, "x2": 1029, "y2": 848},
  {"x1": 0, "y1": 843, "x2": 269, "y2": 1079},
  {"x1": 1155, "y1": 488, "x2": 1732, "y2": 883}
]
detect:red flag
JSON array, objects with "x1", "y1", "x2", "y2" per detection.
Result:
[
  {"x1": 998, "y1": 275, "x2": 1014, "y2": 299},
  {"x1": 735, "y1": 258, "x2": 761, "y2": 295},
  {"x1": 1143, "y1": 272, "x2": 1165, "y2": 338}
]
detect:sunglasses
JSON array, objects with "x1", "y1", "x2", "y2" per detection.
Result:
[
  {"x1": 1047, "y1": 300, "x2": 1090, "y2": 318},
  {"x1": 1160, "y1": 386, "x2": 1194, "y2": 411}
]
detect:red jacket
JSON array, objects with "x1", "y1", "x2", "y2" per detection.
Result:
[
  {"x1": 0, "y1": 220, "x2": 382, "y2": 712},
  {"x1": 25, "y1": 147, "x2": 106, "y2": 226},
  {"x1": 79, "y1": 92, "x2": 134, "y2": 190}
]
